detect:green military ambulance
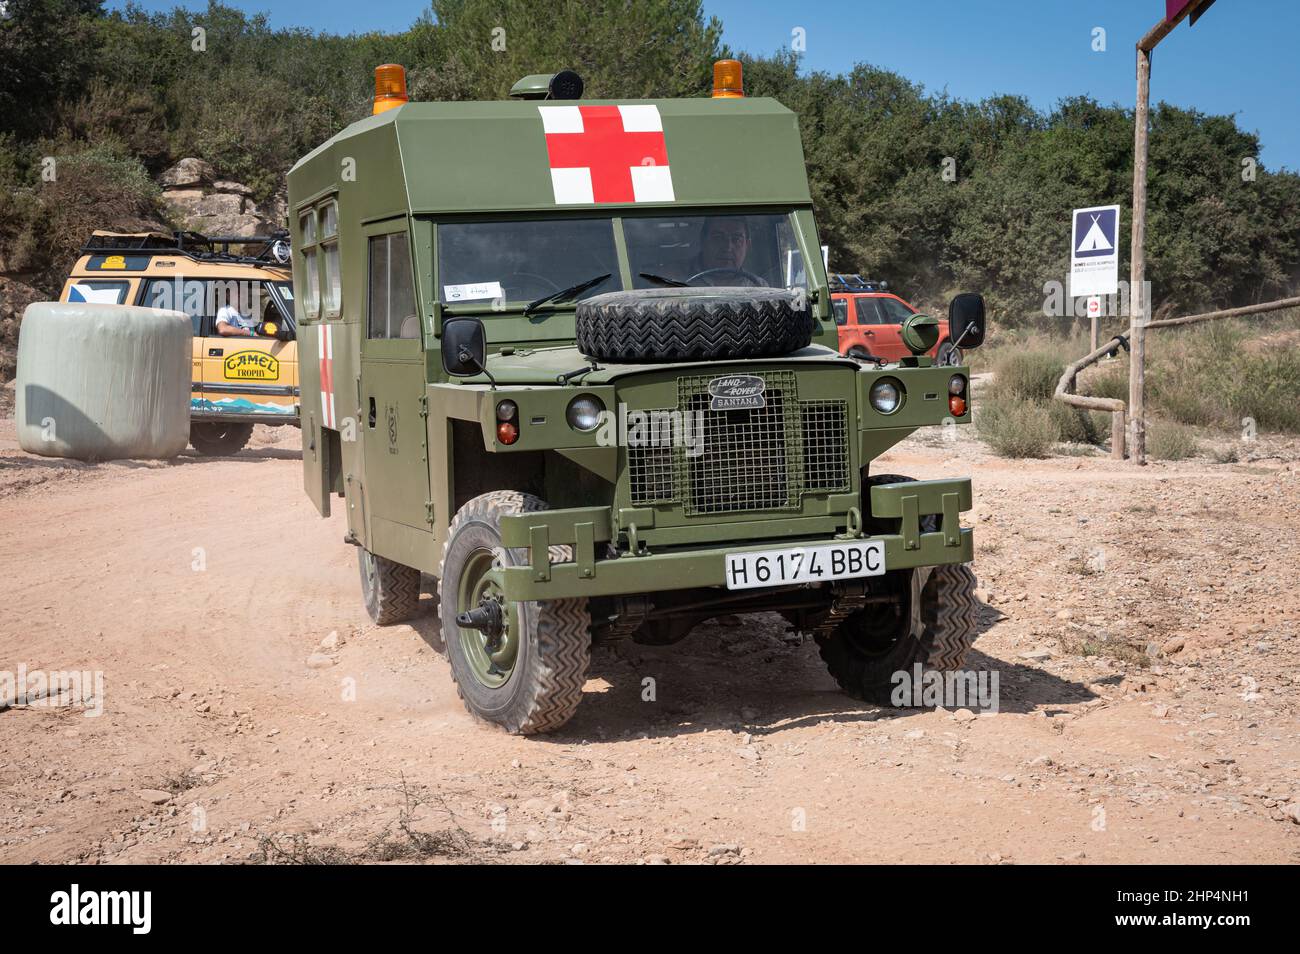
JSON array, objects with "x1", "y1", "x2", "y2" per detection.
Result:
[{"x1": 288, "y1": 61, "x2": 986, "y2": 734}]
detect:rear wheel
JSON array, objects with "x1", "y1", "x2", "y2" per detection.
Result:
[
  {"x1": 935, "y1": 340, "x2": 962, "y2": 367},
  {"x1": 189, "y1": 422, "x2": 253, "y2": 456},
  {"x1": 358, "y1": 548, "x2": 421, "y2": 625},
  {"x1": 439, "y1": 491, "x2": 591, "y2": 735}
]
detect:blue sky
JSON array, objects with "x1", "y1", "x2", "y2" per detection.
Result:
[{"x1": 109, "y1": 0, "x2": 1300, "y2": 170}]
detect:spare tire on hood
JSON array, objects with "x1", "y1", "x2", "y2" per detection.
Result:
[{"x1": 575, "y1": 286, "x2": 813, "y2": 363}]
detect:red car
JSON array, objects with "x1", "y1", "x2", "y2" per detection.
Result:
[{"x1": 829, "y1": 276, "x2": 962, "y2": 366}]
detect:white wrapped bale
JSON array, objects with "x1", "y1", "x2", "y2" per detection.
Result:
[{"x1": 16, "y1": 302, "x2": 191, "y2": 461}]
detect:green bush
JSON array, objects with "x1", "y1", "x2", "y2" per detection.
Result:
[
  {"x1": 8, "y1": 142, "x2": 164, "y2": 293},
  {"x1": 1148, "y1": 421, "x2": 1199, "y2": 461},
  {"x1": 976, "y1": 397, "x2": 1057, "y2": 458},
  {"x1": 989, "y1": 346, "x2": 1068, "y2": 403},
  {"x1": 1048, "y1": 399, "x2": 1107, "y2": 445}
]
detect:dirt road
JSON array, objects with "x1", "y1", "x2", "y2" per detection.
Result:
[{"x1": 2, "y1": 417, "x2": 1298, "y2": 864}]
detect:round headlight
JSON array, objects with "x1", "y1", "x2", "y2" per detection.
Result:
[
  {"x1": 869, "y1": 379, "x2": 903, "y2": 414},
  {"x1": 566, "y1": 394, "x2": 605, "y2": 432},
  {"x1": 948, "y1": 374, "x2": 967, "y2": 396},
  {"x1": 495, "y1": 399, "x2": 518, "y2": 421}
]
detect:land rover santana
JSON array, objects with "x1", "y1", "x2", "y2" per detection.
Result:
[
  {"x1": 289, "y1": 62, "x2": 986, "y2": 734},
  {"x1": 60, "y1": 230, "x2": 299, "y2": 455}
]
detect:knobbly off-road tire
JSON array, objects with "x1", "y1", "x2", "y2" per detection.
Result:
[
  {"x1": 816, "y1": 473, "x2": 980, "y2": 704},
  {"x1": 816, "y1": 562, "x2": 979, "y2": 705},
  {"x1": 575, "y1": 287, "x2": 813, "y2": 363},
  {"x1": 358, "y1": 548, "x2": 422, "y2": 625},
  {"x1": 189, "y1": 422, "x2": 254, "y2": 456},
  {"x1": 439, "y1": 491, "x2": 591, "y2": 735}
]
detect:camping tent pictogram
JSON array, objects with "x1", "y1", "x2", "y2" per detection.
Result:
[{"x1": 1076, "y1": 214, "x2": 1113, "y2": 253}]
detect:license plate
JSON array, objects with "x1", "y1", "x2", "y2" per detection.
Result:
[{"x1": 723, "y1": 541, "x2": 886, "y2": 591}]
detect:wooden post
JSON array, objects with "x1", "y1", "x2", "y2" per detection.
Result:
[
  {"x1": 1128, "y1": 0, "x2": 1213, "y2": 464},
  {"x1": 1129, "y1": 43, "x2": 1151, "y2": 465}
]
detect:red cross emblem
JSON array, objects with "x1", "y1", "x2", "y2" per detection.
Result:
[{"x1": 539, "y1": 105, "x2": 674, "y2": 204}]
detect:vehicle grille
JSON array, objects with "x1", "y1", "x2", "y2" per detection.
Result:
[{"x1": 627, "y1": 371, "x2": 850, "y2": 514}]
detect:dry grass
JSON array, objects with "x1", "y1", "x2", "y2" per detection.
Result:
[
  {"x1": 975, "y1": 397, "x2": 1057, "y2": 458},
  {"x1": 1148, "y1": 421, "x2": 1200, "y2": 461},
  {"x1": 967, "y1": 313, "x2": 1300, "y2": 458}
]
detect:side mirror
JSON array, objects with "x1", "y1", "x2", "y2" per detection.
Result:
[
  {"x1": 442, "y1": 316, "x2": 487, "y2": 377},
  {"x1": 948, "y1": 293, "x2": 986, "y2": 349}
]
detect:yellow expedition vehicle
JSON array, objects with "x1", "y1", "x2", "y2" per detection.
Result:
[{"x1": 60, "y1": 231, "x2": 300, "y2": 455}]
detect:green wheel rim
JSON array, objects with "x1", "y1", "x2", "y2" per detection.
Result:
[{"x1": 455, "y1": 547, "x2": 517, "y2": 688}]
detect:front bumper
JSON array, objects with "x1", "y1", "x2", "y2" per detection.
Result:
[{"x1": 489, "y1": 477, "x2": 973, "y2": 602}]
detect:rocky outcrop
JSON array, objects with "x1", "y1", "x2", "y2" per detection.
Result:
[
  {"x1": 159, "y1": 157, "x2": 215, "y2": 189},
  {"x1": 0, "y1": 276, "x2": 42, "y2": 381},
  {"x1": 158, "y1": 158, "x2": 284, "y2": 237}
]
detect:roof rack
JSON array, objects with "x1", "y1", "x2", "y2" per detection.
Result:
[
  {"x1": 828, "y1": 273, "x2": 889, "y2": 292},
  {"x1": 80, "y1": 230, "x2": 291, "y2": 268}
]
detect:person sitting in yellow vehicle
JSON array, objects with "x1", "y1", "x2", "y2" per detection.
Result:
[{"x1": 215, "y1": 301, "x2": 262, "y2": 337}]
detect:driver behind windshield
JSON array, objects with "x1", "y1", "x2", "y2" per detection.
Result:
[{"x1": 688, "y1": 217, "x2": 767, "y2": 287}]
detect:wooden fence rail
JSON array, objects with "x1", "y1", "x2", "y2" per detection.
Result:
[{"x1": 1053, "y1": 295, "x2": 1300, "y2": 462}]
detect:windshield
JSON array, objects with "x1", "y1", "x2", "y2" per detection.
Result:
[
  {"x1": 436, "y1": 212, "x2": 809, "y2": 307},
  {"x1": 624, "y1": 213, "x2": 807, "y2": 290},
  {"x1": 273, "y1": 281, "x2": 294, "y2": 318},
  {"x1": 438, "y1": 219, "x2": 619, "y2": 304}
]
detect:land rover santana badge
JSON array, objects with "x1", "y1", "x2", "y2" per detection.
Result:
[{"x1": 708, "y1": 374, "x2": 766, "y2": 411}]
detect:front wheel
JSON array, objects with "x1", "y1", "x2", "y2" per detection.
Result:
[
  {"x1": 935, "y1": 340, "x2": 963, "y2": 367},
  {"x1": 816, "y1": 562, "x2": 980, "y2": 705},
  {"x1": 439, "y1": 491, "x2": 591, "y2": 735},
  {"x1": 817, "y1": 473, "x2": 979, "y2": 704}
]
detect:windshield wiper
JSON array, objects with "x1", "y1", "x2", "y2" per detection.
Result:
[
  {"x1": 523, "y1": 273, "x2": 611, "y2": 316},
  {"x1": 639, "y1": 272, "x2": 689, "y2": 288}
]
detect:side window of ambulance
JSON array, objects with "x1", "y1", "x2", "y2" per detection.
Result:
[
  {"x1": 299, "y1": 209, "x2": 321, "y2": 319},
  {"x1": 320, "y1": 200, "x2": 341, "y2": 316},
  {"x1": 368, "y1": 232, "x2": 419, "y2": 340},
  {"x1": 832, "y1": 299, "x2": 848, "y2": 326},
  {"x1": 67, "y1": 281, "x2": 128, "y2": 305}
]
